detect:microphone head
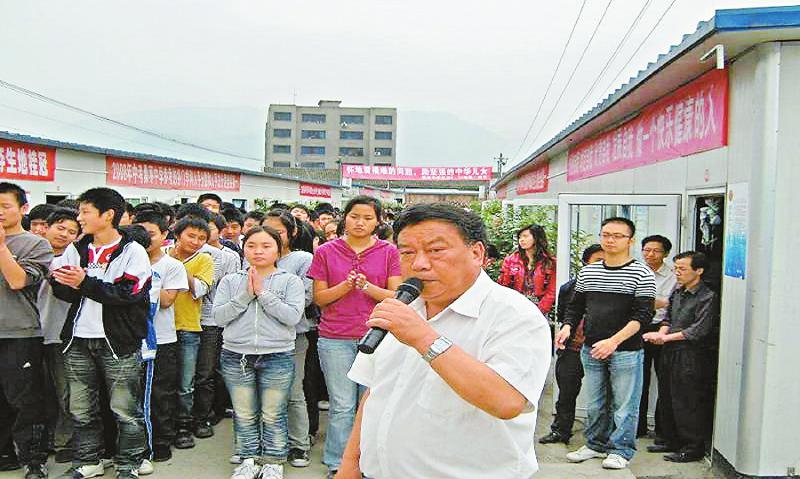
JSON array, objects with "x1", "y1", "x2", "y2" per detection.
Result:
[{"x1": 397, "y1": 277, "x2": 423, "y2": 299}]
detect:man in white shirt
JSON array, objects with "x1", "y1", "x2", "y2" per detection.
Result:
[{"x1": 338, "y1": 203, "x2": 551, "y2": 479}]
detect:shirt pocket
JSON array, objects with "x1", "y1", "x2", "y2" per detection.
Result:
[{"x1": 416, "y1": 371, "x2": 473, "y2": 417}]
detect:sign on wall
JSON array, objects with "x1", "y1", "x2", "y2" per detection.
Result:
[
  {"x1": 567, "y1": 68, "x2": 729, "y2": 182},
  {"x1": 0, "y1": 139, "x2": 56, "y2": 181},
  {"x1": 106, "y1": 156, "x2": 241, "y2": 191},
  {"x1": 343, "y1": 164, "x2": 492, "y2": 181},
  {"x1": 515, "y1": 162, "x2": 549, "y2": 195},
  {"x1": 299, "y1": 182, "x2": 332, "y2": 199}
]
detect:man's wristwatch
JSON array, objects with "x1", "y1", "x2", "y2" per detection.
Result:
[{"x1": 423, "y1": 336, "x2": 453, "y2": 363}]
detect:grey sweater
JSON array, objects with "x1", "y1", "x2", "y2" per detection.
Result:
[
  {"x1": 213, "y1": 268, "x2": 304, "y2": 355},
  {"x1": 0, "y1": 231, "x2": 53, "y2": 338}
]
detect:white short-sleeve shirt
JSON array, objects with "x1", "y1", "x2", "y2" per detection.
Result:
[{"x1": 348, "y1": 270, "x2": 552, "y2": 479}]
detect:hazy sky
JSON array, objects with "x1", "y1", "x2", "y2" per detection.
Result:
[{"x1": 0, "y1": 0, "x2": 794, "y2": 171}]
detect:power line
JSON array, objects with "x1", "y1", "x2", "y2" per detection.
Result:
[
  {"x1": 511, "y1": 0, "x2": 588, "y2": 163},
  {"x1": 567, "y1": 0, "x2": 655, "y2": 121},
  {"x1": 0, "y1": 79, "x2": 263, "y2": 162},
  {"x1": 526, "y1": 0, "x2": 615, "y2": 149}
]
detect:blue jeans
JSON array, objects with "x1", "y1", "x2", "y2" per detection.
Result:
[
  {"x1": 318, "y1": 338, "x2": 365, "y2": 471},
  {"x1": 221, "y1": 348, "x2": 294, "y2": 463},
  {"x1": 177, "y1": 331, "x2": 201, "y2": 429},
  {"x1": 64, "y1": 338, "x2": 145, "y2": 472},
  {"x1": 581, "y1": 346, "x2": 644, "y2": 460}
]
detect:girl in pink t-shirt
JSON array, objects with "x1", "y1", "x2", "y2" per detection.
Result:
[{"x1": 308, "y1": 196, "x2": 401, "y2": 475}]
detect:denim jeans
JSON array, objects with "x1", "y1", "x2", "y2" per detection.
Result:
[
  {"x1": 221, "y1": 348, "x2": 294, "y2": 463},
  {"x1": 64, "y1": 338, "x2": 145, "y2": 472},
  {"x1": 318, "y1": 338, "x2": 365, "y2": 471},
  {"x1": 581, "y1": 346, "x2": 644, "y2": 460},
  {"x1": 194, "y1": 326, "x2": 222, "y2": 424},
  {"x1": 177, "y1": 331, "x2": 201, "y2": 430}
]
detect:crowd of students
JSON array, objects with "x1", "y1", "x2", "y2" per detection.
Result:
[{"x1": 0, "y1": 180, "x2": 720, "y2": 479}]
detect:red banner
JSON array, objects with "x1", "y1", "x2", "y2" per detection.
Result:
[
  {"x1": 567, "y1": 69, "x2": 729, "y2": 182},
  {"x1": 516, "y1": 162, "x2": 549, "y2": 195},
  {"x1": 299, "y1": 182, "x2": 331, "y2": 199},
  {"x1": 343, "y1": 164, "x2": 492, "y2": 181},
  {"x1": 106, "y1": 157, "x2": 240, "y2": 191},
  {"x1": 0, "y1": 140, "x2": 56, "y2": 181}
]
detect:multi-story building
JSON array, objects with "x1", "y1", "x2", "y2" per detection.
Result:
[{"x1": 265, "y1": 100, "x2": 397, "y2": 170}]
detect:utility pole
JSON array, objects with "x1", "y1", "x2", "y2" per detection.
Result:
[{"x1": 494, "y1": 153, "x2": 508, "y2": 176}]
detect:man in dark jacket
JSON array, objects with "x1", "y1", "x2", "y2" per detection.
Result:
[{"x1": 51, "y1": 188, "x2": 151, "y2": 479}]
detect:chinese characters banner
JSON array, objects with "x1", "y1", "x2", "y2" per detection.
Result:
[
  {"x1": 0, "y1": 140, "x2": 56, "y2": 181},
  {"x1": 516, "y1": 162, "x2": 549, "y2": 195},
  {"x1": 106, "y1": 156, "x2": 240, "y2": 191},
  {"x1": 299, "y1": 182, "x2": 331, "y2": 199},
  {"x1": 567, "y1": 68, "x2": 729, "y2": 182},
  {"x1": 342, "y1": 164, "x2": 492, "y2": 181}
]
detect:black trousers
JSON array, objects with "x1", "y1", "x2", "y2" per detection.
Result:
[
  {"x1": 150, "y1": 342, "x2": 178, "y2": 448},
  {"x1": 639, "y1": 323, "x2": 663, "y2": 436},
  {"x1": 303, "y1": 328, "x2": 326, "y2": 436},
  {"x1": 658, "y1": 346, "x2": 713, "y2": 453},
  {"x1": 0, "y1": 338, "x2": 48, "y2": 466},
  {"x1": 550, "y1": 349, "x2": 584, "y2": 438}
]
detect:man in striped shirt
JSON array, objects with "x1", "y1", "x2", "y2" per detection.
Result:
[{"x1": 556, "y1": 217, "x2": 656, "y2": 470}]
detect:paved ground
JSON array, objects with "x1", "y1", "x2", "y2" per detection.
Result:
[{"x1": 0, "y1": 379, "x2": 716, "y2": 478}]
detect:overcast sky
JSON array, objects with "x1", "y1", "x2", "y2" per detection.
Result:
[{"x1": 0, "y1": 0, "x2": 795, "y2": 171}]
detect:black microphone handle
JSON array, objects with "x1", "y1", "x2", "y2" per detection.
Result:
[{"x1": 357, "y1": 289, "x2": 419, "y2": 354}]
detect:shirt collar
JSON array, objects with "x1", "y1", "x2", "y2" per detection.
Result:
[{"x1": 412, "y1": 270, "x2": 492, "y2": 321}]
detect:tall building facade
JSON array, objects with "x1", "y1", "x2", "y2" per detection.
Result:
[{"x1": 265, "y1": 100, "x2": 397, "y2": 169}]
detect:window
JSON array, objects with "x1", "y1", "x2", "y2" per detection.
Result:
[
  {"x1": 302, "y1": 113, "x2": 326, "y2": 123},
  {"x1": 340, "y1": 114, "x2": 364, "y2": 125},
  {"x1": 374, "y1": 147, "x2": 393, "y2": 157},
  {"x1": 273, "y1": 161, "x2": 291, "y2": 168},
  {"x1": 300, "y1": 162, "x2": 326, "y2": 169},
  {"x1": 301, "y1": 130, "x2": 326, "y2": 140},
  {"x1": 273, "y1": 128, "x2": 291, "y2": 138},
  {"x1": 273, "y1": 145, "x2": 291, "y2": 154},
  {"x1": 273, "y1": 111, "x2": 292, "y2": 121},
  {"x1": 375, "y1": 115, "x2": 393, "y2": 125},
  {"x1": 301, "y1": 146, "x2": 325, "y2": 155},
  {"x1": 339, "y1": 147, "x2": 364, "y2": 157},
  {"x1": 340, "y1": 131, "x2": 364, "y2": 140},
  {"x1": 375, "y1": 131, "x2": 393, "y2": 140}
]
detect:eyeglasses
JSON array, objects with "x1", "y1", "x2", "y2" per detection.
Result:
[
  {"x1": 642, "y1": 248, "x2": 665, "y2": 254},
  {"x1": 599, "y1": 233, "x2": 631, "y2": 241}
]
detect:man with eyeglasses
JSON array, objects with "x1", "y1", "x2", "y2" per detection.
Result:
[
  {"x1": 638, "y1": 235, "x2": 678, "y2": 440},
  {"x1": 555, "y1": 217, "x2": 655, "y2": 470}
]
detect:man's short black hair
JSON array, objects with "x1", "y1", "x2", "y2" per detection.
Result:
[
  {"x1": 46, "y1": 207, "x2": 80, "y2": 231},
  {"x1": 176, "y1": 203, "x2": 212, "y2": 222},
  {"x1": 120, "y1": 224, "x2": 152, "y2": 250},
  {"x1": 56, "y1": 198, "x2": 79, "y2": 210},
  {"x1": 133, "y1": 210, "x2": 170, "y2": 233},
  {"x1": 601, "y1": 216, "x2": 636, "y2": 237},
  {"x1": 28, "y1": 203, "x2": 57, "y2": 222},
  {"x1": 392, "y1": 203, "x2": 487, "y2": 246},
  {"x1": 641, "y1": 235, "x2": 672, "y2": 254},
  {"x1": 221, "y1": 207, "x2": 244, "y2": 226},
  {"x1": 197, "y1": 193, "x2": 222, "y2": 206},
  {"x1": 245, "y1": 210, "x2": 265, "y2": 222},
  {"x1": 673, "y1": 250, "x2": 709, "y2": 271},
  {"x1": 0, "y1": 182, "x2": 28, "y2": 206},
  {"x1": 77, "y1": 188, "x2": 126, "y2": 227},
  {"x1": 173, "y1": 217, "x2": 211, "y2": 238},
  {"x1": 582, "y1": 244, "x2": 604, "y2": 264}
]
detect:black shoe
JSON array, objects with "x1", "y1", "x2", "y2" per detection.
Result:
[
  {"x1": 664, "y1": 450, "x2": 704, "y2": 463},
  {"x1": 538, "y1": 432, "x2": 569, "y2": 445},
  {"x1": 288, "y1": 448, "x2": 310, "y2": 468},
  {"x1": 647, "y1": 444, "x2": 678, "y2": 453},
  {"x1": 54, "y1": 449, "x2": 73, "y2": 464},
  {"x1": 23, "y1": 463, "x2": 48, "y2": 479},
  {"x1": 194, "y1": 422, "x2": 214, "y2": 439},
  {"x1": 173, "y1": 430, "x2": 195, "y2": 449},
  {"x1": 152, "y1": 444, "x2": 172, "y2": 462},
  {"x1": 0, "y1": 453, "x2": 21, "y2": 472}
]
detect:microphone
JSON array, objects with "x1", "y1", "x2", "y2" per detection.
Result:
[{"x1": 357, "y1": 277, "x2": 424, "y2": 354}]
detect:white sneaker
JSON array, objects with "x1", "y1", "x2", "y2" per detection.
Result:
[
  {"x1": 230, "y1": 454, "x2": 243, "y2": 464},
  {"x1": 138, "y1": 459, "x2": 154, "y2": 475},
  {"x1": 602, "y1": 453, "x2": 629, "y2": 469},
  {"x1": 566, "y1": 445, "x2": 608, "y2": 463},
  {"x1": 231, "y1": 458, "x2": 261, "y2": 479},
  {"x1": 258, "y1": 464, "x2": 283, "y2": 479},
  {"x1": 69, "y1": 462, "x2": 106, "y2": 478}
]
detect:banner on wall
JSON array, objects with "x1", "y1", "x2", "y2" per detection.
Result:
[
  {"x1": 299, "y1": 182, "x2": 332, "y2": 199},
  {"x1": 343, "y1": 164, "x2": 492, "y2": 181},
  {"x1": 0, "y1": 139, "x2": 56, "y2": 181},
  {"x1": 567, "y1": 68, "x2": 729, "y2": 182},
  {"x1": 106, "y1": 156, "x2": 240, "y2": 191},
  {"x1": 515, "y1": 162, "x2": 549, "y2": 195}
]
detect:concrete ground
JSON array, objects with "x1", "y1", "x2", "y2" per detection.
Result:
[{"x1": 1, "y1": 380, "x2": 715, "y2": 478}]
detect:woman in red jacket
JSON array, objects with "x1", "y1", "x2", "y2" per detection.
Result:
[{"x1": 497, "y1": 224, "x2": 557, "y2": 315}]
